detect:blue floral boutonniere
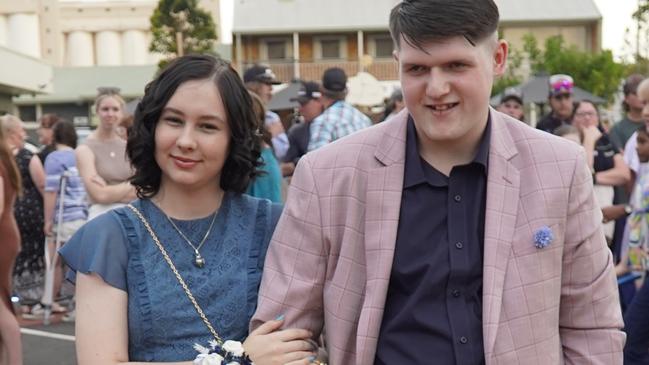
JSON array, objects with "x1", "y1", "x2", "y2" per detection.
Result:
[{"x1": 533, "y1": 226, "x2": 554, "y2": 249}]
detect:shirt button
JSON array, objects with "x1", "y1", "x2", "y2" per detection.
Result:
[
  {"x1": 452, "y1": 289, "x2": 461, "y2": 297},
  {"x1": 455, "y1": 242, "x2": 463, "y2": 249},
  {"x1": 454, "y1": 194, "x2": 462, "y2": 202},
  {"x1": 459, "y1": 336, "x2": 468, "y2": 344}
]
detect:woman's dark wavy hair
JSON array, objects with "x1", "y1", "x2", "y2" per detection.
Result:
[
  {"x1": 52, "y1": 120, "x2": 78, "y2": 149},
  {"x1": 127, "y1": 54, "x2": 262, "y2": 198}
]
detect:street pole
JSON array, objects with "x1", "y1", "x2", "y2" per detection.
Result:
[{"x1": 176, "y1": 31, "x2": 184, "y2": 57}]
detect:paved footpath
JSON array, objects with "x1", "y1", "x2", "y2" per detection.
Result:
[{"x1": 20, "y1": 315, "x2": 76, "y2": 365}]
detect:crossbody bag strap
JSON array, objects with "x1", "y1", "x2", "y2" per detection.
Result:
[{"x1": 126, "y1": 204, "x2": 223, "y2": 344}]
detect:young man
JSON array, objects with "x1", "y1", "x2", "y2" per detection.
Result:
[
  {"x1": 252, "y1": 1, "x2": 624, "y2": 364},
  {"x1": 536, "y1": 74, "x2": 575, "y2": 134},
  {"x1": 307, "y1": 67, "x2": 372, "y2": 151},
  {"x1": 281, "y1": 81, "x2": 324, "y2": 176},
  {"x1": 496, "y1": 87, "x2": 524, "y2": 122},
  {"x1": 243, "y1": 64, "x2": 290, "y2": 160},
  {"x1": 610, "y1": 74, "x2": 646, "y2": 151}
]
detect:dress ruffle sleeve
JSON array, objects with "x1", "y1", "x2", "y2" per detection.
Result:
[{"x1": 58, "y1": 211, "x2": 128, "y2": 291}]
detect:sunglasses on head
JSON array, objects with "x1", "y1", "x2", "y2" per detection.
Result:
[{"x1": 552, "y1": 93, "x2": 572, "y2": 101}]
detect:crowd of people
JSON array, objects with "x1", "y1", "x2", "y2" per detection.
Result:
[
  {"x1": 2, "y1": 0, "x2": 649, "y2": 364},
  {"x1": 528, "y1": 72, "x2": 649, "y2": 363},
  {"x1": 495, "y1": 69, "x2": 649, "y2": 362}
]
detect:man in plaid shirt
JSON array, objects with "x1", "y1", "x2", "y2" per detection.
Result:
[{"x1": 307, "y1": 67, "x2": 373, "y2": 151}]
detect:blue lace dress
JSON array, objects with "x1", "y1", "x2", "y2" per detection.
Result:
[{"x1": 59, "y1": 193, "x2": 281, "y2": 362}]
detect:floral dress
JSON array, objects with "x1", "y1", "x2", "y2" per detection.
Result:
[{"x1": 12, "y1": 148, "x2": 45, "y2": 301}]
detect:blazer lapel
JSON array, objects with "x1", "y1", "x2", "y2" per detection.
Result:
[
  {"x1": 482, "y1": 109, "x2": 520, "y2": 358},
  {"x1": 356, "y1": 111, "x2": 407, "y2": 364}
]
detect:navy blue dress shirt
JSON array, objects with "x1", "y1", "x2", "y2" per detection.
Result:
[{"x1": 374, "y1": 116, "x2": 490, "y2": 365}]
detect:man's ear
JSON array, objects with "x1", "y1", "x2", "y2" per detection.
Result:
[
  {"x1": 493, "y1": 40, "x2": 508, "y2": 77},
  {"x1": 393, "y1": 49, "x2": 399, "y2": 63}
]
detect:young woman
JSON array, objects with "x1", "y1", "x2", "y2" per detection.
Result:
[
  {"x1": 75, "y1": 88, "x2": 135, "y2": 220},
  {"x1": 571, "y1": 100, "x2": 630, "y2": 187},
  {"x1": 60, "y1": 55, "x2": 315, "y2": 364},
  {"x1": 36, "y1": 113, "x2": 61, "y2": 164},
  {"x1": 0, "y1": 124, "x2": 23, "y2": 365},
  {"x1": 42, "y1": 121, "x2": 87, "y2": 312},
  {"x1": 571, "y1": 100, "x2": 630, "y2": 241},
  {"x1": 246, "y1": 92, "x2": 283, "y2": 203}
]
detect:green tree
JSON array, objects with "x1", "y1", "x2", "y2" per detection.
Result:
[
  {"x1": 623, "y1": 0, "x2": 649, "y2": 74},
  {"x1": 632, "y1": 0, "x2": 649, "y2": 60},
  {"x1": 150, "y1": 0, "x2": 218, "y2": 68},
  {"x1": 542, "y1": 36, "x2": 624, "y2": 103},
  {"x1": 522, "y1": 33, "x2": 543, "y2": 73},
  {"x1": 511, "y1": 34, "x2": 625, "y2": 103},
  {"x1": 626, "y1": 57, "x2": 649, "y2": 76},
  {"x1": 492, "y1": 43, "x2": 523, "y2": 96}
]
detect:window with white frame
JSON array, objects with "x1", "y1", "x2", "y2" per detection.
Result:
[
  {"x1": 369, "y1": 35, "x2": 394, "y2": 59},
  {"x1": 314, "y1": 36, "x2": 347, "y2": 60},
  {"x1": 260, "y1": 37, "x2": 292, "y2": 61}
]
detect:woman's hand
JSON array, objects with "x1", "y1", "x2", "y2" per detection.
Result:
[
  {"x1": 582, "y1": 125, "x2": 602, "y2": 144},
  {"x1": 44, "y1": 221, "x2": 53, "y2": 236},
  {"x1": 244, "y1": 317, "x2": 316, "y2": 365}
]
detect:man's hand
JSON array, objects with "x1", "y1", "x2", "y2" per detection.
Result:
[
  {"x1": 281, "y1": 162, "x2": 296, "y2": 177},
  {"x1": 602, "y1": 204, "x2": 625, "y2": 223},
  {"x1": 267, "y1": 121, "x2": 285, "y2": 137}
]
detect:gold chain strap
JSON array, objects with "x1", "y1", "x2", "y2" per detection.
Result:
[{"x1": 126, "y1": 204, "x2": 223, "y2": 344}]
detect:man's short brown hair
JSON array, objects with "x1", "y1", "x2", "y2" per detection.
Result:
[{"x1": 389, "y1": 0, "x2": 500, "y2": 50}]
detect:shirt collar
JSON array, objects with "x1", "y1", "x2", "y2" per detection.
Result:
[{"x1": 403, "y1": 114, "x2": 491, "y2": 189}]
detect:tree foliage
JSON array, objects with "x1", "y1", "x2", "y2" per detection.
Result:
[
  {"x1": 626, "y1": 57, "x2": 649, "y2": 76},
  {"x1": 150, "y1": 0, "x2": 218, "y2": 68},
  {"x1": 492, "y1": 45, "x2": 523, "y2": 96},
  {"x1": 521, "y1": 34, "x2": 625, "y2": 103},
  {"x1": 628, "y1": 0, "x2": 649, "y2": 71}
]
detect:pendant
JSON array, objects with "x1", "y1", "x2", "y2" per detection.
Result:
[{"x1": 194, "y1": 253, "x2": 205, "y2": 268}]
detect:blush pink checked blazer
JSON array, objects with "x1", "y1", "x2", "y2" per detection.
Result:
[{"x1": 251, "y1": 108, "x2": 625, "y2": 364}]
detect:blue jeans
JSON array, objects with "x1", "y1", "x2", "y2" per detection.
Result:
[{"x1": 625, "y1": 276, "x2": 649, "y2": 364}]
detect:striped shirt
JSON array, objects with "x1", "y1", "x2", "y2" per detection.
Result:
[{"x1": 44, "y1": 150, "x2": 87, "y2": 224}]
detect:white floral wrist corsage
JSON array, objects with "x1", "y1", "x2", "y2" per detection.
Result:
[{"x1": 193, "y1": 340, "x2": 253, "y2": 365}]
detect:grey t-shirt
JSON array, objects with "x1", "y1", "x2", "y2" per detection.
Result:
[{"x1": 609, "y1": 116, "x2": 643, "y2": 151}]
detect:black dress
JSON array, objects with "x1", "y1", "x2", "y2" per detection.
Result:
[{"x1": 12, "y1": 148, "x2": 45, "y2": 302}]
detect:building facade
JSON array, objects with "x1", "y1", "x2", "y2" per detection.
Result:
[
  {"x1": 1, "y1": 0, "x2": 223, "y2": 124},
  {"x1": 0, "y1": 0, "x2": 222, "y2": 67},
  {"x1": 232, "y1": 0, "x2": 602, "y2": 84}
]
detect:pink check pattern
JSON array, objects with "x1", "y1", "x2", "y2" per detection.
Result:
[{"x1": 252, "y1": 108, "x2": 625, "y2": 364}]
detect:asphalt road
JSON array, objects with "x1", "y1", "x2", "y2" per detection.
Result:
[{"x1": 20, "y1": 319, "x2": 76, "y2": 365}]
